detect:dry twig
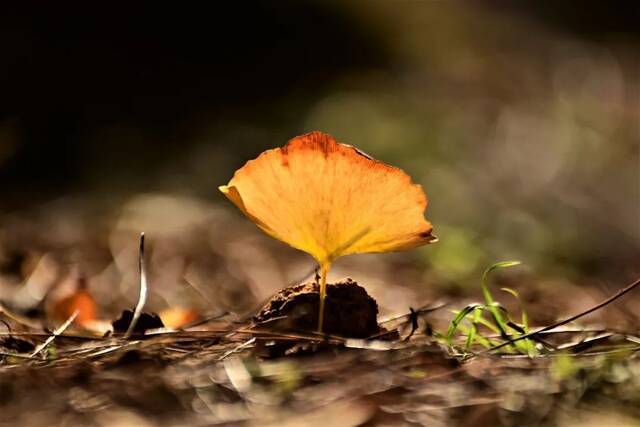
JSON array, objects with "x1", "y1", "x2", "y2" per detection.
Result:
[
  {"x1": 30, "y1": 310, "x2": 78, "y2": 358},
  {"x1": 485, "y1": 276, "x2": 640, "y2": 354},
  {"x1": 125, "y1": 232, "x2": 148, "y2": 338}
]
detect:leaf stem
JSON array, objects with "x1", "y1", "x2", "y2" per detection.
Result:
[{"x1": 317, "y1": 263, "x2": 329, "y2": 333}]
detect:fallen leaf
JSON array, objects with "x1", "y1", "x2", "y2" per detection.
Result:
[
  {"x1": 51, "y1": 286, "x2": 97, "y2": 327},
  {"x1": 159, "y1": 307, "x2": 198, "y2": 329}
]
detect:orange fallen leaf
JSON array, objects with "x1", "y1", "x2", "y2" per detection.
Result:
[
  {"x1": 159, "y1": 307, "x2": 199, "y2": 329},
  {"x1": 220, "y1": 131, "x2": 435, "y2": 331},
  {"x1": 51, "y1": 286, "x2": 97, "y2": 327}
]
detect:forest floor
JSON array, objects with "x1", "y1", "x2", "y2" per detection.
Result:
[{"x1": 1, "y1": 196, "x2": 639, "y2": 427}]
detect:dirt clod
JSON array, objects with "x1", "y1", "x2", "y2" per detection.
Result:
[
  {"x1": 112, "y1": 310, "x2": 164, "y2": 335},
  {"x1": 0, "y1": 336, "x2": 35, "y2": 354},
  {"x1": 254, "y1": 278, "x2": 380, "y2": 338}
]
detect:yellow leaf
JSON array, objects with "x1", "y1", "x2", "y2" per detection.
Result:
[{"x1": 220, "y1": 131, "x2": 435, "y2": 331}]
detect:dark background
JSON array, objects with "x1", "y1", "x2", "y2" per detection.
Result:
[
  {"x1": 1, "y1": 2, "x2": 387, "y2": 202},
  {"x1": 0, "y1": 1, "x2": 638, "y2": 287}
]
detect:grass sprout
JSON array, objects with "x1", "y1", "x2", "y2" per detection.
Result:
[{"x1": 443, "y1": 261, "x2": 539, "y2": 356}]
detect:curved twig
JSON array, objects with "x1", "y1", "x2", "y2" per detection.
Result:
[
  {"x1": 484, "y1": 276, "x2": 640, "y2": 354},
  {"x1": 125, "y1": 233, "x2": 148, "y2": 338}
]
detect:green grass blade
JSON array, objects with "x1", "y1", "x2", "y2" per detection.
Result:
[
  {"x1": 446, "y1": 304, "x2": 482, "y2": 347},
  {"x1": 474, "y1": 310, "x2": 501, "y2": 334},
  {"x1": 458, "y1": 323, "x2": 495, "y2": 350},
  {"x1": 481, "y1": 261, "x2": 521, "y2": 344},
  {"x1": 464, "y1": 307, "x2": 482, "y2": 351},
  {"x1": 501, "y1": 286, "x2": 537, "y2": 356}
]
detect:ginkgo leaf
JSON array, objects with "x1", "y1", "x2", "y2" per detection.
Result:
[
  {"x1": 219, "y1": 131, "x2": 436, "y2": 331},
  {"x1": 220, "y1": 132, "x2": 435, "y2": 262}
]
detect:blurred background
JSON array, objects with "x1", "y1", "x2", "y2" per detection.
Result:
[{"x1": 0, "y1": 2, "x2": 638, "y2": 325}]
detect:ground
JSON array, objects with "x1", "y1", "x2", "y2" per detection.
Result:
[{"x1": 0, "y1": 196, "x2": 639, "y2": 426}]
